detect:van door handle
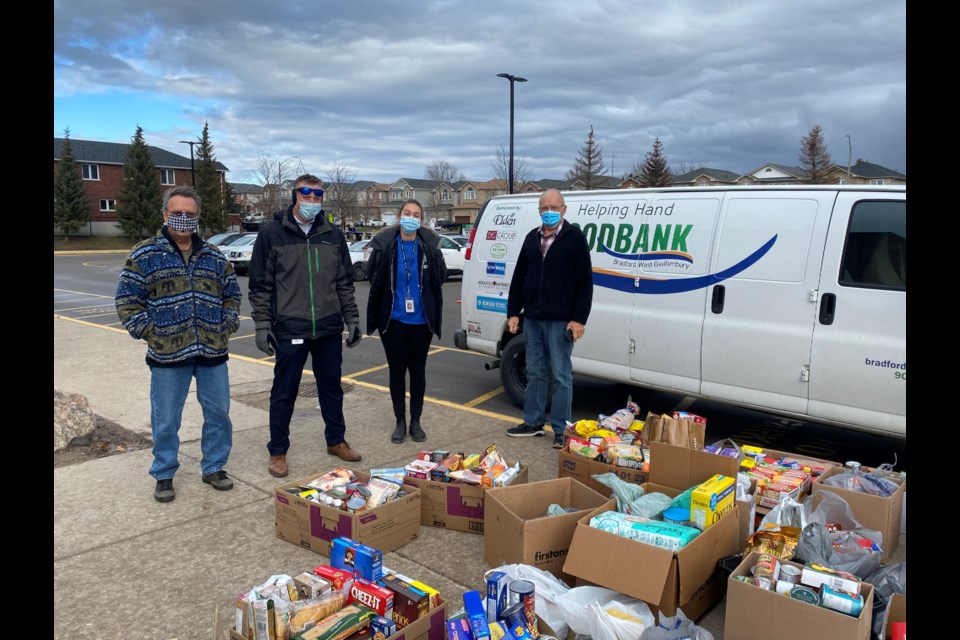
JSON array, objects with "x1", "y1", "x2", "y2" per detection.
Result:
[
  {"x1": 711, "y1": 285, "x2": 725, "y2": 314},
  {"x1": 819, "y1": 292, "x2": 836, "y2": 325}
]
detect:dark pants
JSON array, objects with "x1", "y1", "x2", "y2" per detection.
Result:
[
  {"x1": 380, "y1": 322, "x2": 434, "y2": 421},
  {"x1": 268, "y1": 333, "x2": 346, "y2": 454}
]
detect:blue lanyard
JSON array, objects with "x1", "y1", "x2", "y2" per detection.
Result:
[{"x1": 398, "y1": 239, "x2": 417, "y2": 297}]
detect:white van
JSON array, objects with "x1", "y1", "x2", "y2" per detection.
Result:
[{"x1": 453, "y1": 185, "x2": 906, "y2": 438}]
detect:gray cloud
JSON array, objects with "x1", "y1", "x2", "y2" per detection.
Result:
[{"x1": 53, "y1": 0, "x2": 907, "y2": 183}]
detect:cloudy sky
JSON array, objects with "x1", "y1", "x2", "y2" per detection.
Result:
[{"x1": 53, "y1": 0, "x2": 906, "y2": 186}]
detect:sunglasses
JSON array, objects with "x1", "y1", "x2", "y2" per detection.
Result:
[{"x1": 296, "y1": 187, "x2": 325, "y2": 198}]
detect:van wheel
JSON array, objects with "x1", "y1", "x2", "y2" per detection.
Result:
[
  {"x1": 499, "y1": 334, "x2": 551, "y2": 411},
  {"x1": 353, "y1": 262, "x2": 366, "y2": 281}
]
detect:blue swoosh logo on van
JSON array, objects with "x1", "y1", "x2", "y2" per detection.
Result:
[{"x1": 593, "y1": 235, "x2": 777, "y2": 294}]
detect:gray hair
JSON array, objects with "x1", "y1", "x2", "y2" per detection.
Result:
[
  {"x1": 538, "y1": 188, "x2": 565, "y2": 207},
  {"x1": 162, "y1": 185, "x2": 202, "y2": 213}
]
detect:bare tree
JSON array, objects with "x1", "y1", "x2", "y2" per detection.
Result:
[
  {"x1": 565, "y1": 125, "x2": 607, "y2": 189},
  {"x1": 424, "y1": 160, "x2": 465, "y2": 184},
  {"x1": 253, "y1": 153, "x2": 303, "y2": 217},
  {"x1": 323, "y1": 160, "x2": 361, "y2": 231},
  {"x1": 490, "y1": 143, "x2": 532, "y2": 191},
  {"x1": 799, "y1": 124, "x2": 833, "y2": 184}
]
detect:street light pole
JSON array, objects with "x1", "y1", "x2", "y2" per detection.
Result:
[
  {"x1": 178, "y1": 140, "x2": 197, "y2": 187},
  {"x1": 845, "y1": 134, "x2": 852, "y2": 182},
  {"x1": 497, "y1": 73, "x2": 527, "y2": 194}
]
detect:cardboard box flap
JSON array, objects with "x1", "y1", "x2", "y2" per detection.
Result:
[
  {"x1": 488, "y1": 477, "x2": 601, "y2": 520},
  {"x1": 676, "y1": 504, "x2": 740, "y2": 604},
  {"x1": 649, "y1": 441, "x2": 739, "y2": 490},
  {"x1": 563, "y1": 511, "x2": 673, "y2": 603}
]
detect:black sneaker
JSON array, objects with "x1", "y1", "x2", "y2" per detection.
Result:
[
  {"x1": 506, "y1": 423, "x2": 546, "y2": 437},
  {"x1": 202, "y1": 470, "x2": 234, "y2": 491},
  {"x1": 552, "y1": 432, "x2": 565, "y2": 449},
  {"x1": 154, "y1": 478, "x2": 175, "y2": 503}
]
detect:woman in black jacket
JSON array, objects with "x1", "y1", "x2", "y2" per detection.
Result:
[{"x1": 365, "y1": 199, "x2": 447, "y2": 443}]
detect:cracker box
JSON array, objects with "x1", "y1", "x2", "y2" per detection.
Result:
[
  {"x1": 690, "y1": 474, "x2": 736, "y2": 531},
  {"x1": 350, "y1": 578, "x2": 395, "y2": 618}
]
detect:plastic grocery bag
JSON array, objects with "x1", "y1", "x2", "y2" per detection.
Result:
[
  {"x1": 865, "y1": 562, "x2": 906, "y2": 640},
  {"x1": 639, "y1": 609, "x2": 714, "y2": 640},
  {"x1": 592, "y1": 472, "x2": 646, "y2": 512},
  {"x1": 554, "y1": 585, "x2": 654, "y2": 640},
  {"x1": 793, "y1": 492, "x2": 884, "y2": 577},
  {"x1": 487, "y1": 564, "x2": 571, "y2": 638},
  {"x1": 758, "y1": 494, "x2": 809, "y2": 532}
]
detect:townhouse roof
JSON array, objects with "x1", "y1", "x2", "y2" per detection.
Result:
[{"x1": 53, "y1": 137, "x2": 229, "y2": 172}]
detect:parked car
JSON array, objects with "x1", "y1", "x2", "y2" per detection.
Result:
[
  {"x1": 367, "y1": 219, "x2": 387, "y2": 228},
  {"x1": 206, "y1": 232, "x2": 246, "y2": 248},
  {"x1": 435, "y1": 235, "x2": 465, "y2": 280},
  {"x1": 443, "y1": 234, "x2": 470, "y2": 248},
  {"x1": 349, "y1": 239, "x2": 373, "y2": 281},
  {"x1": 221, "y1": 232, "x2": 259, "y2": 275}
]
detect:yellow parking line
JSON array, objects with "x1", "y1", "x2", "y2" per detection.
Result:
[
  {"x1": 54, "y1": 288, "x2": 113, "y2": 298},
  {"x1": 344, "y1": 363, "x2": 390, "y2": 378},
  {"x1": 462, "y1": 387, "x2": 506, "y2": 407},
  {"x1": 55, "y1": 315, "x2": 128, "y2": 333}
]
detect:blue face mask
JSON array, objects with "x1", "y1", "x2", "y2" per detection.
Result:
[
  {"x1": 399, "y1": 216, "x2": 421, "y2": 233},
  {"x1": 297, "y1": 202, "x2": 322, "y2": 222},
  {"x1": 541, "y1": 211, "x2": 562, "y2": 228}
]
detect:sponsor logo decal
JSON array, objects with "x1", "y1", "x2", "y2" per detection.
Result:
[
  {"x1": 486, "y1": 262, "x2": 506, "y2": 275},
  {"x1": 489, "y1": 243, "x2": 508, "y2": 259},
  {"x1": 477, "y1": 297, "x2": 507, "y2": 312}
]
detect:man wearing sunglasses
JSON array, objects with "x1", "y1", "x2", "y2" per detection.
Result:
[
  {"x1": 249, "y1": 173, "x2": 363, "y2": 477},
  {"x1": 116, "y1": 186, "x2": 242, "y2": 503}
]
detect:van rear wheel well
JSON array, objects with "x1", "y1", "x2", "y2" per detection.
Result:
[{"x1": 499, "y1": 332, "x2": 551, "y2": 411}]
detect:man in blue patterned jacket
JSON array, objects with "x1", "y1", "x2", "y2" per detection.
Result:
[{"x1": 116, "y1": 186, "x2": 243, "y2": 503}]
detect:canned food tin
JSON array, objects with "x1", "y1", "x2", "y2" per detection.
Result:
[
  {"x1": 789, "y1": 586, "x2": 820, "y2": 605},
  {"x1": 749, "y1": 577, "x2": 774, "y2": 590},
  {"x1": 509, "y1": 580, "x2": 538, "y2": 639},
  {"x1": 779, "y1": 564, "x2": 801, "y2": 584},
  {"x1": 500, "y1": 603, "x2": 528, "y2": 633},
  {"x1": 819, "y1": 585, "x2": 864, "y2": 617},
  {"x1": 751, "y1": 554, "x2": 780, "y2": 580},
  {"x1": 733, "y1": 575, "x2": 753, "y2": 583},
  {"x1": 662, "y1": 507, "x2": 693, "y2": 525},
  {"x1": 844, "y1": 461, "x2": 862, "y2": 474},
  {"x1": 346, "y1": 496, "x2": 367, "y2": 512}
]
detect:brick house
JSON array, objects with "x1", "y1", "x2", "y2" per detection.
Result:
[{"x1": 53, "y1": 137, "x2": 229, "y2": 236}]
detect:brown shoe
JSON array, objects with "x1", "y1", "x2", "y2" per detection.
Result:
[
  {"x1": 268, "y1": 454, "x2": 288, "y2": 478},
  {"x1": 327, "y1": 441, "x2": 362, "y2": 462}
]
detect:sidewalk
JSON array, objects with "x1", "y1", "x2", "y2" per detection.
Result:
[{"x1": 53, "y1": 317, "x2": 903, "y2": 639}]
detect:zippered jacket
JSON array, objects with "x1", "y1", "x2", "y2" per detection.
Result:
[
  {"x1": 115, "y1": 227, "x2": 242, "y2": 366},
  {"x1": 365, "y1": 226, "x2": 447, "y2": 338},
  {"x1": 248, "y1": 207, "x2": 359, "y2": 340},
  {"x1": 506, "y1": 219, "x2": 593, "y2": 324}
]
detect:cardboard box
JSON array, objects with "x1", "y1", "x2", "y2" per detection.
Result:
[
  {"x1": 881, "y1": 593, "x2": 906, "y2": 640},
  {"x1": 561, "y1": 442, "x2": 742, "y2": 619},
  {"x1": 556, "y1": 447, "x2": 649, "y2": 496},
  {"x1": 484, "y1": 477, "x2": 613, "y2": 583},
  {"x1": 724, "y1": 551, "x2": 874, "y2": 640},
  {"x1": 404, "y1": 461, "x2": 528, "y2": 533},
  {"x1": 274, "y1": 470, "x2": 421, "y2": 555},
  {"x1": 811, "y1": 465, "x2": 906, "y2": 562},
  {"x1": 229, "y1": 597, "x2": 447, "y2": 640}
]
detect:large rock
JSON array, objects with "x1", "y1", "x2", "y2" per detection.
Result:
[{"x1": 54, "y1": 389, "x2": 97, "y2": 452}]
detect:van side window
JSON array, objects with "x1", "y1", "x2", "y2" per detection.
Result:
[{"x1": 839, "y1": 201, "x2": 906, "y2": 290}]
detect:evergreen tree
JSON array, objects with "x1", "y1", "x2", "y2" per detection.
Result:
[
  {"x1": 195, "y1": 122, "x2": 227, "y2": 236},
  {"x1": 224, "y1": 181, "x2": 241, "y2": 215},
  {"x1": 53, "y1": 128, "x2": 90, "y2": 239},
  {"x1": 565, "y1": 125, "x2": 606, "y2": 189},
  {"x1": 635, "y1": 137, "x2": 673, "y2": 187},
  {"x1": 799, "y1": 124, "x2": 833, "y2": 184},
  {"x1": 116, "y1": 126, "x2": 163, "y2": 240}
]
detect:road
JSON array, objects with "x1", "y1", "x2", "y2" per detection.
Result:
[{"x1": 54, "y1": 253, "x2": 906, "y2": 471}]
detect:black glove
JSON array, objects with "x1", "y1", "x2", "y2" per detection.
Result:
[
  {"x1": 345, "y1": 322, "x2": 362, "y2": 348},
  {"x1": 254, "y1": 320, "x2": 276, "y2": 356}
]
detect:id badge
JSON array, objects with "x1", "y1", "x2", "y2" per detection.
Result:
[{"x1": 404, "y1": 297, "x2": 415, "y2": 313}]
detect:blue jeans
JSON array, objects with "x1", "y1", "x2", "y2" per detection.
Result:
[
  {"x1": 523, "y1": 318, "x2": 574, "y2": 432},
  {"x1": 149, "y1": 361, "x2": 233, "y2": 480},
  {"x1": 268, "y1": 333, "x2": 347, "y2": 454}
]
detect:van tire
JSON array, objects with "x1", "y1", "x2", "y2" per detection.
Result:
[
  {"x1": 353, "y1": 262, "x2": 366, "y2": 282},
  {"x1": 499, "y1": 334, "x2": 551, "y2": 411}
]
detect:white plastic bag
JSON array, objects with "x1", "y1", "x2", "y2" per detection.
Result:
[
  {"x1": 555, "y1": 585, "x2": 654, "y2": 640},
  {"x1": 639, "y1": 608, "x2": 714, "y2": 640},
  {"x1": 487, "y1": 564, "x2": 571, "y2": 639}
]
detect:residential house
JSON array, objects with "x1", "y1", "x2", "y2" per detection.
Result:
[
  {"x1": 444, "y1": 179, "x2": 506, "y2": 224},
  {"x1": 228, "y1": 182, "x2": 263, "y2": 214},
  {"x1": 517, "y1": 178, "x2": 571, "y2": 194},
  {"x1": 670, "y1": 167, "x2": 741, "y2": 187},
  {"x1": 54, "y1": 137, "x2": 228, "y2": 236},
  {"x1": 377, "y1": 178, "x2": 441, "y2": 222},
  {"x1": 361, "y1": 183, "x2": 392, "y2": 223},
  {"x1": 823, "y1": 160, "x2": 906, "y2": 186},
  {"x1": 738, "y1": 163, "x2": 810, "y2": 185}
]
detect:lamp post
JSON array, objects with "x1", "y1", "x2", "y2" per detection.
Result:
[
  {"x1": 845, "y1": 134, "x2": 852, "y2": 183},
  {"x1": 178, "y1": 140, "x2": 197, "y2": 187},
  {"x1": 497, "y1": 73, "x2": 527, "y2": 194}
]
